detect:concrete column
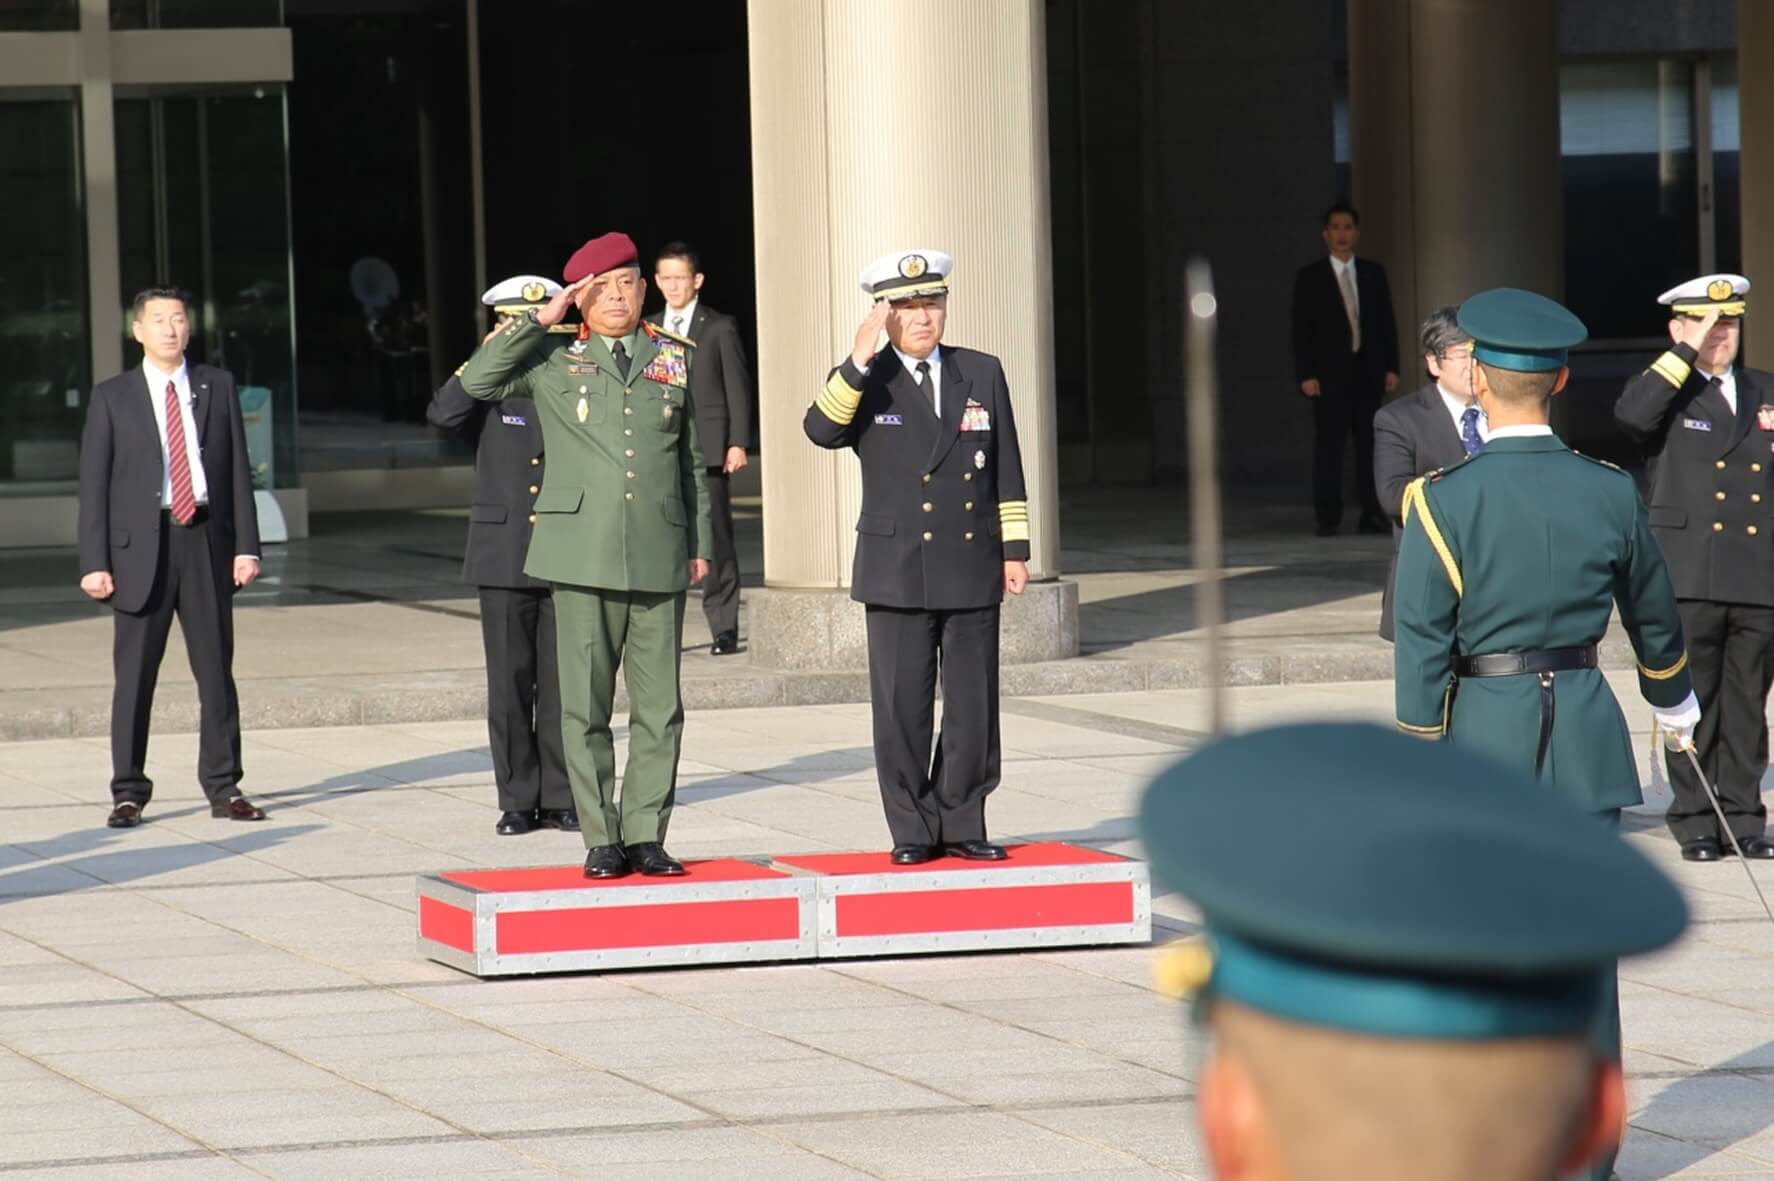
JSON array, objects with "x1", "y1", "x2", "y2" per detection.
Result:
[
  {"x1": 78, "y1": 0, "x2": 121, "y2": 382},
  {"x1": 1349, "y1": 0, "x2": 1563, "y2": 384},
  {"x1": 1741, "y1": 0, "x2": 1774, "y2": 368},
  {"x1": 745, "y1": 0, "x2": 1075, "y2": 671}
]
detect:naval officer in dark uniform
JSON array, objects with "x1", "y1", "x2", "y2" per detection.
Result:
[
  {"x1": 428, "y1": 276, "x2": 576, "y2": 837},
  {"x1": 805, "y1": 249, "x2": 1031, "y2": 865},
  {"x1": 1614, "y1": 274, "x2": 1774, "y2": 862}
]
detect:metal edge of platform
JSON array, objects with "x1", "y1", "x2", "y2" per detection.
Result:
[
  {"x1": 474, "y1": 933, "x2": 820, "y2": 976},
  {"x1": 810, "y1": 860, "x2": 1150, "y2": 897}
]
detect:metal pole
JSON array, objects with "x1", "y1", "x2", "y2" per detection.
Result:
[{"x1": 1184, "y1": 259, "x2": 1226, "y2": 733}]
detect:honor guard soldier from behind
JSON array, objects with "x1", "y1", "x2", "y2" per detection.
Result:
[
  {"x1": 1614, "y1": 274, "x2": 1774, "y2": 862},
  {"x1": 458, "y1": 232, "x2": 712, "y2": 881},
  {"x1": 805, "y1": 250, "x2": 1030, "y2": 865},
  {"x1": 1392, "y1": 288, "x2": 1698, "y2": 1181},
  {"x1": 1139, "y1": 723, "x2": 1689, "y2": 1181},
  {"x1": 428, "y1": 275, "x2": 576, "y2": 838}
]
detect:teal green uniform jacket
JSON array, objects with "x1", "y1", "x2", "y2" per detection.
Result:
[
  {"x1": 1393, "y1": 434, "x2": 1693, "y2": 812},
  {"x1": 456, "y1": 316, "x2": 712, "y2": 591}
]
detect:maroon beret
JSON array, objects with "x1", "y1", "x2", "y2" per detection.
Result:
[{"x1": 562, "y1": 232, "x2": 639, "y2": 283}]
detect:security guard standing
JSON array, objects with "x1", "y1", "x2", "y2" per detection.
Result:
[
  {"x1": 1393, "y1": 288, "x2": 1699, "y2": 1181},
  {"x1": 428, "y1": 275, "x2": 576, "y2": 837},
  {"x1": 458, "y1": 233, "x2": 712, "y2": 879},
  {"x1": 1614, "y1": 274, "x2": 1774, "y2": 862},
  {"x1": 1140, "y1": 722, "x2": 1689, "y2": 1181},
  {"x1": 806, "y1": 250, "x2": 1030, "y2": 864}
]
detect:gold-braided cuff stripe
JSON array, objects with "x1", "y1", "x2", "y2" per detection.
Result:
[
  {"x1": 1396, "y1": 719, "x2": 1445, "y2": 738},
  {"x1": 816, "y1": 373, "x2": 863, "y2": 425},
  {"x1": 1649, "y1": 351, "x2": 1692, "y2": 388},
  {"x1": 1639, "y1": 652, "x2": 1689, "y2": 681},
  {"x1": 1403, "y1": 479, "x2": 1463, "y2": 598},
  {"x1": 999, "y1": 500, "x2": 1030, "y2": 543}
]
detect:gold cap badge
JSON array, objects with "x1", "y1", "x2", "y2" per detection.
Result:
[
  {"x1": 1709, "y1": 278, "x2": 1735, "y2": 302},
  {"x1": 522, "y1": 281, "x2": 546, "y2": 303},
  {"x1": 898, "y1": 254, "x2": 928, "y2": 279}
]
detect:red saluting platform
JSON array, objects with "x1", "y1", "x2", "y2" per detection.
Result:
[{"x1": 416, "y1": 843, "x2": 1150, "y2": 977}]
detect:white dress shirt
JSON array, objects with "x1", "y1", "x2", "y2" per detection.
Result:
[
  {"x1": 1329, "y1": 253, "x2": 1358, "y2": 307},
  {"x1": 1699, "y1": 364, "x2": 1737, "y2": 416},
  {"x1": 663, "y1": 297, "x2": 698, "y2": 338},
  {"x1": 892, "y1": 344, "x2": 943, "y2": 416},
  {"x1": 144, "y1": 358, "x2": 209, "y2": 508},
  {"x1": 1437, "y1": 383, "x2": 1488, "y2": 445}
]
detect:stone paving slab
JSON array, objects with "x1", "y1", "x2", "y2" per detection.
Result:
[{"x1": 0, "y1": 686, "x2": 1770, "y2": 1176}]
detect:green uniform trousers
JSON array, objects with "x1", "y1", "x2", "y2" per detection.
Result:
[{"x1": 552, "y1": 584, "x2": 687, "y2": 848}]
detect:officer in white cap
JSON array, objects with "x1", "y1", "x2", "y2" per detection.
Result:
[
  {"x1": 805, "y1": 250, "x2": 1031, "y2": 864},
  {"x1": 1616, "y1": 273, "x2": 1774, "y2": 862},
  {"x1": 427, "y1": 276, "x2": 577, "y2": 837}
]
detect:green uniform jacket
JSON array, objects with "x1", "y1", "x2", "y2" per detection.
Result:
[
  {"x1": 457, "y1": 316, "x2": 712, "y2": 591},
  {"x1": 1393, "y1": 434, "x2": 1693, "y2": 813}
]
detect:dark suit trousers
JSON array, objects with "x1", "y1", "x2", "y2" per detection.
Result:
[
  {"x1": 865, "y1": 605, "x2": 1001, "y2": 847},
  {"x1": 1312, "y1": 378, "x2": 1384, "y2": 528},
  {"x1": 1665, "y1": 599, "x2": 1774, "y2": 842},
  {"x1": 479, "y1": 587, "x2": 571, "y2": 813},
  {"x1": 110, "y1": 511, "x2": 243, "y2": 806},
  {"x1": 701, "y1": 467, "x2": 741, "y2": 638}
]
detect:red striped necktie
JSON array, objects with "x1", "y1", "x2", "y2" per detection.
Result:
[{"x1": 164, "y1": 380, "x2": 197, "y2": 524}]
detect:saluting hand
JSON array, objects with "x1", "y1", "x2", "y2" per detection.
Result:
[
  {"x1": 1673, "y1": 307, "x2": 1721, "y2": 351},
  {"x1": 538, "y1": 276, "x2": 594, "y2": 328},
  {"x1": 851, "y1": 301, "x2": 892, "y2": 369}
]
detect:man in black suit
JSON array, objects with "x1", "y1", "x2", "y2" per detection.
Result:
[
  {"x1": 1292, "y1": 203, "x2": 1400, "y2": 536},
  {"x1": 1372, "y1": 307, "x2": 1482, "y2": 641},
  {"x1": 648, "y1": 242, "x2": 754, "y2": 656},
  {"x1": 77, "y1": 287, "x2": 266, "y2": 829},
  {"x1": 804, "y1": 249, "x2": 1029, "y2": 865},
  {"x1": 1615, "y1": 273, "x2": 1774, "y2": 863},
  {"x1": 428, "y1": 276, "x2": 577, "y2": 837}
]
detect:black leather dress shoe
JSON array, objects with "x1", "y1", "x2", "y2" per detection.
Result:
[
  {"x1": 583, "y1": 845, "x2": 629, "y2": 879},
  {"x1": 890, "y1": 844, "x2": 937, "y2": 865},
  {"x1": 495, "y1": 810, "x2": 535, "y2": 836},
  {"x1": 1738, "y1": 836, "x2": 1774, "y2": 859},
  {"x1": 1681, "y1": 837, "x2": 1724, "y2": 862},
  {"x1": 211, "y1": 796, "x2": 266, "y2": 821},
  {"x1": 537, "y1": 808, "x2": 579, "y2": 832},
  {"x1": 107, "y1": 802, "x2": 144, "y2": 829},
  {"x1": 626, "y1": 842, "x2": 687, "y2": 875},
  {"x1": 711, "y1": 630, "x2": 739, "y2": 656},
  {"x1": 944, "y1": 840, "x2": 1009, "y2": 861}
]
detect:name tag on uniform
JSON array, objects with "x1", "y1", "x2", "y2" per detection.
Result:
[
  {"x1": 501, "y1": 414, "x2": 528, "y2": 426},
  {"x1": 1682, "y1": 417, "x2": 1713, "y2": 432},
  {"x1": 874, "y1": 413, "x2": 903, "y2": 425},
  {"x1": 566, "y1": 364, "x2": 597, "y2": 376}
]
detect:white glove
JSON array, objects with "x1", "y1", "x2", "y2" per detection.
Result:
[{"x1": 1651, "y1": 691, "x2": 1701, "y2": 750}]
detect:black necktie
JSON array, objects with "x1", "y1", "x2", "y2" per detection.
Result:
[
  {"x1": 612, "y1": 339, "x2": 630, "y2": 379},
  {"x1": 916, "y1": 360, "x2": 934, "y2": 412}
]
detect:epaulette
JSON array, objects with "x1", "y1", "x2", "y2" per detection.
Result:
[
  {"x1": 1574, "y1": 450, "x2": 1627, "y2": 476},
  {"x1": 643, "y1": 320, "x2": 696, "y2": 348},
  {"x1": 1425, "y1": 452, "x2": 1481, "y2": 482}
]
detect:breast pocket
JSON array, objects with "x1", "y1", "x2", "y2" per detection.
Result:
[
  {"x1": 533, "y1": 487, "x2": 584, "y2": 515},
  {"x1": 562, "y1": 387, "x2": 606, "y2": 426},
  {"x1": 653, "y1": 391, "x2": 684, "y2": 434}
]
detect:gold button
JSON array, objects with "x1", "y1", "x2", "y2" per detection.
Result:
[
  {"x1": 625, "y1": 491, "x2": 634, "y2": 501},
  {"x1": 1751, "y1": 526, "x2": 1761, "y2": 536},
  {"x1": 528, "y1": 513, "x2": 538, "y2": 524},
  {"x1": 626, "y1": 471, "x2": 636, "y2": 480},
  {"x1": 963, "y1": 472, "x2": 974, "y2": 482},
  {"x1": 624, "y1": 429, "x2": 633, "y2": 437},
  {"x1": 1756, "y1": 463, "x2": 1765, "y2": 473},
  {"x1": 964, "y1": 501, "x2": 974, "y2": 511},
  {"x1": 579, "y1": 385, "x2": 587, "y2": 394},
  {"x1": 1717, "y1": 491, "x2": 1727, "y2": 501},
  {"x1": 964, "y1": 531, "x2": 974, "y2": 541},
  {"x1": 921, "y1": 531, "x2": 933, "y2": 541},
  {"x1": 528, "y1": 484, "x2": 539, "y2": 494},
  {"x1": 1713, "y1": 522, "x2": 1725, "y2": 532},
  {"x1": 624, "y1": 407, "x2": 633, "y2": 416},
  {"x1": 625, "y1": 388, "x2": 632, "y2": 397},
  {"x1": 1755, "y1": 494, "x2": 1764, "y2": 504},
  {"x1": 1718, "y1": 460, "x2": 1728, "y2": 470},
  {"x1": 624, "y1": 449, "x2": 635, "y2": 458},
  {"x1": 922, "y1": 502, "x2": 933, "y2": 512},
  {"x1": 921, "y1": 474, "x2": 931, "y2": 484},
  {"x1": 530, "y1": 457, "x2": 540, "y2": 467}
]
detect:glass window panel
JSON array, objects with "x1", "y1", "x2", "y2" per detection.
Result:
[
  {"x1": 116, "y1": 88, "x2": 297, "y2": 487},
  {"x1": 1561, "y1": 60, "x2": 1698, "y2": 340},
  {"x1": 0, "y1": 97, "x2": 89, "y2": 485},
  {"x1": 110, "y1": 0, "x2": 280, "y2": 28},
  {"x1": 0, "y1": 1, "x2": 76, "y2": 31}
]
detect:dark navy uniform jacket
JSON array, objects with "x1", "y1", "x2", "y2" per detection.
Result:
[
  {"x1": 804, "y1": 346, "x2": 1029, "y2": 611},
  {"x1": 427, "y1": 376, "x2": 548, "y2": 591}
]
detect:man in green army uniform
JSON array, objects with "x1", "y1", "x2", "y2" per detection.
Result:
[
  {"x1": 458, "y1": 232, "x2": 711, "y2": 879},
  {"x1": 1392, "y1": 288, "x2": 1700, "y2": 1181},
  {"x1": 1139, "y1": 722, "x2": 1689, "y2": 1181}
]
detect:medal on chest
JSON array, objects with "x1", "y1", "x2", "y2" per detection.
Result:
[{"x1": 1758, "y1": 404, "x2": 1774, "y2": 432}]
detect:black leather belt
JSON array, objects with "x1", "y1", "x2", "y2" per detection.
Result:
[
  {"x1": 1453, "y1": 646, "x2": 1596, "y2": 678},
  {"x1": 1450, "y1": 645, "x2": 1596, "y2": 778}
]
